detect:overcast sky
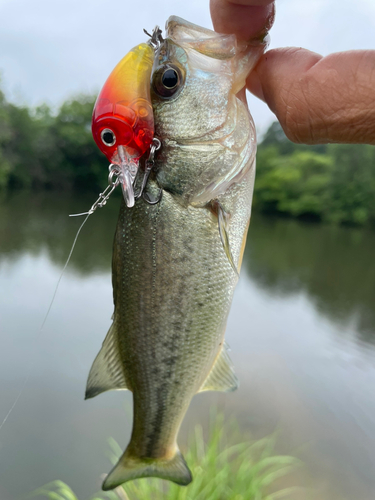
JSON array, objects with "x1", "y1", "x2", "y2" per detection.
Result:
[{"x1": 0, "y1": 0, "x2": 374, "y2": 133}]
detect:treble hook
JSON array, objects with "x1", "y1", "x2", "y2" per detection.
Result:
[
  {"x1": 135, "y1": 138, "x2": 163, "y2": 205},
  {"x1": 144, "y1": 26, "x2": 164, "y2": 49},
  {"x1": 142, "y1": 189, "x2": 163, "y2": 205}
]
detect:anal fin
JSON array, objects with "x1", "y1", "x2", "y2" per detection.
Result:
[
  {"x1": 85, "y1": 322, "x2": 129, "y2": 399},
  {"x1": 198, "y1": 342, "x2": 239, "y2": 393}
]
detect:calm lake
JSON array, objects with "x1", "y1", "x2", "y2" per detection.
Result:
[{"x1": 1, "y1": 191, "x2": 375, "y2": 500}]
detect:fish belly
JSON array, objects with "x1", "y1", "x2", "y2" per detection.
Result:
[
  {"x1": 112, "y1": 188, "x2": 237, "y2": 458},
  {"x1": 87, "y1": 173, "x2": 254, "y2": 489}
]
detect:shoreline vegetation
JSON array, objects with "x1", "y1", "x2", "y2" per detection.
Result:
[
  {"x1": 33, "y1": 414, "x2": 301, "y2": 500},
  {"x1": 1, "y1": 87, "x2": 374, "y2": 227}
]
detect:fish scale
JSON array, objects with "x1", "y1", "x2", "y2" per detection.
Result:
[
  {"x1": 92, "y1": 179, "x2": 245, "y2": 483},
  {"x1": 87, "y1": 15, "x2": 267, "y2": 490}
]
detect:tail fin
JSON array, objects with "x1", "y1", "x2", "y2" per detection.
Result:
[{"x1": 102, "y1": 447, "x2": 192, "y2": 490}]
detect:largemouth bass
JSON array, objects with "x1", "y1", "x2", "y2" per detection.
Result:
[{"x1": 88, "y1": 16, "x2": 267, "y2": 490}]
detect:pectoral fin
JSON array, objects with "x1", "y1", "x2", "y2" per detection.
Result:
[
  {"x1": 215, "y1": 201, "x2": 239, "y2": 277},
  {"x1": 198, "y1": 342, "x2": 239, "y2": 393},
  {"x1": 85, "y1": 323, "x2": 129, "y2": 399}
]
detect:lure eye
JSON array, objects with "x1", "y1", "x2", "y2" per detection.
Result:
[
  {"x1": 101, "y1": 128, "x2": 116, "y2": 147},
  {"x1": 152, "y1": 64, "x2": 184, "y2": 99}
]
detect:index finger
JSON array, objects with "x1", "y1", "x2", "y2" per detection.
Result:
[{"x1": 210, "y1": 0, "x2": 275, "y2": 41}]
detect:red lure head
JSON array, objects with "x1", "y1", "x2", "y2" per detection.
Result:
[{"x1": 92, "y1": 43, "x2": 155, "y2": 163}]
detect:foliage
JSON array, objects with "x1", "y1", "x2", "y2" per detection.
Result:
[
  {"x1": 0, "y1": 87, "x2": 106, "y2": 191},
  {"x1": 254, "y1": 147, "x2": 333, "y2": 218},
  {"x1": 0, "y1": 87, "x2": 12, "y2": 189},
  {"x1": 1, "y1": 78, "x2": 375, "y2": 226},
  {"x1": 323, "y1": 143, "x2": 375, "y2": 225},
  {"x1": 32, "y1": 414, "x2": 300, "y2": 500},
  {"x1": 254, "y1": 122, "x2": 375, "y2": 226}
]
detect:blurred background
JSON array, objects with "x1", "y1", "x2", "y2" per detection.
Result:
[{"x1": 0, "y1": 1, "x2": 375, "y2": 499}]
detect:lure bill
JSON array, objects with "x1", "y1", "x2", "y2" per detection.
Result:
[{"x1": 89, "y1": 16, "x2": 268, "y2": 490}]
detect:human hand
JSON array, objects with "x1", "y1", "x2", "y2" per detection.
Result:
[
  {"x1": 210, "y1": 0, "x2": 275, "y2": 42},
  {"x1": 210, "y1": 0, "x2": 375, "y2": 145}
]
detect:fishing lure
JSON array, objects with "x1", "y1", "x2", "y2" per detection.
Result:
[{"x1": 91, "y1": 31, "x2": 162, "y2": 208}]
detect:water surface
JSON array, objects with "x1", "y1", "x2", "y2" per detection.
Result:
[{"x1": 1, "y1": 191, "x2": 375, "y2": 500}]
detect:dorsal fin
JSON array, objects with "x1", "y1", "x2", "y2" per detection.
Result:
[
  {"x1": 85, "y1": 322, "x2": 130, "y2": 399},
  {"x1": 198, "y1": 342, "x2": 238, "y2": 393}
]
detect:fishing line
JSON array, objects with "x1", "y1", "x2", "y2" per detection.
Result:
[
  {"x1": 40, "y1": 213, "x2": 91, "y2": 332},
  {"x1": 0, "y1": 166, "x2": 123, "y2": 432},
  {"x1": 0, "y1": 213, "x2": 91, "y2": 433}
]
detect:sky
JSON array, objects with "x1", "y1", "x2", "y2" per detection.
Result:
[{"x1": 0, "y1": 0, "x2": 374, "y2": 134}]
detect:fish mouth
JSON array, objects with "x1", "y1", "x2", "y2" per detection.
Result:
[{"x1": 92, "y1": 43, "x2": 155, "y2": 207}]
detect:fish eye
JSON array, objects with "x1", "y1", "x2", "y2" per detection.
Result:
[
  {"x1": 101, "y1": 128, "x2": 116, "y2": 147},
  {"x1": 162, "y1": 68, "x2": 179, "y2": 89},
  {"x1": 152, "y1": 64, "x2": 184, "y2": 99}
]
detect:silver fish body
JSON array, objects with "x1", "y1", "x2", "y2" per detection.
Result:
[{"x1": 86, "y1": 16, "x2": 267, "y2": 490}]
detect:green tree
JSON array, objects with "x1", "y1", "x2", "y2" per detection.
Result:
[
  {"x1": 0, "y1": 87, "x2": 11, "y2": 189},
  {"x1": 324, "y1": 144, "x2": 375, "y2": 225},
  {"x1": 51, "y1": 95, "x2": 106, "y2": 190},
  {"x1": 254, "y1": 148, "x2": 333, "y2": 218},
  {"x1": 0, "y1": 90, "x2": 107, "y2": 191},
  {"x1": 3, "y1": 99, "x2": 57, "y2": 189},
  {"x1": 1, "y1": 81, "x2": 375, "y2": 230},
  {"x1": 255, "y1": 121, "x2": 375, "y2": 226}
]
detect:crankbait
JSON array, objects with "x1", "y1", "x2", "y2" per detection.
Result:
[
  {"x1": 92, "y1": 26, "x2": 163, "y2": 207},
  {"x1": 92, "y1": 40, "x2": 157, "y2": 207}
]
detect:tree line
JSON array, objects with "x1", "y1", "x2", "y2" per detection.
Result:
[
  {"x1": 0, "y1": 86, "x2": 374, "y2": 226},
  {"x1": 255, "y1": 122, "x2": 375, "y2": 225},
  {"x1": 0, "y1": 88, "x2": 104, "y2": 191}
]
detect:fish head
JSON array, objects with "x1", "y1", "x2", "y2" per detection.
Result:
[
  {"x1": 151, "y1": 16, "x2": 268, "y2": 205},
  {"x1": 91, "y1": 16, "x2": 267, "y2": 207}
]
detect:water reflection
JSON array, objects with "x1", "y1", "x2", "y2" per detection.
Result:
[
  {"x1": 0, "y1": 190, "x2": 117, "y2": 274},
  {"x1": 2, "y1": 193, "x2": 375, "y2": 344},
  {"x1": 244, "y1": 215, "x2": 375, "y2": 345},
  {"x1": 1, "y1": 192, "x2": 375, "y2": 500}
]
